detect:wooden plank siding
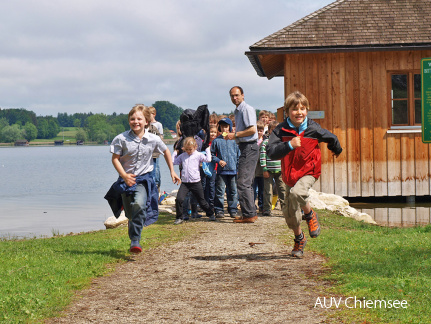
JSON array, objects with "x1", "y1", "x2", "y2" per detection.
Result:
[{"x1": 279, "y1": 49, "x2": 431, "y2": 197}]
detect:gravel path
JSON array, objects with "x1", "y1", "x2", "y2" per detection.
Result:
[{"x1": 47, "y1": 212, "x2": 335, "y2": 323}]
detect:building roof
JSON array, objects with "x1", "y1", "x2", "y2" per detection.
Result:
[{"x1": 246, "y1": 0, "x2": 431, "y2": 78}]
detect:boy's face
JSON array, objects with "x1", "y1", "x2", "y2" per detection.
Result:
[
  {"x1": 219, "y1": 123, "x2": 230, "y2": 133},
  {"x1": 209, "y1": 129, "x2": 217, "y2": 140},
  {"x1": 129, "y1": 111, "x2": 147, "y2": 135},
  {"x1": 150, "y1": 113, "x2": 156, "y2": 123},
  {"x1": 288, "y1": 103, "x2": 308, "y2": 128},
  {"x1": 257, "y1": 128, "x2": 264, "y2": 139},
  {"x1": 259, "y1": 115, "x2": 269, "y2": 125}
]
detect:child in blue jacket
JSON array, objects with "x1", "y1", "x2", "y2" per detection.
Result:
[{"x1": 210, "y1": 117, "x2": 240, "y2": 218}]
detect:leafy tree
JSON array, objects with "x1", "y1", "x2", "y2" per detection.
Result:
[
  {"x1": 0, "y1": 117, "x2": 9, "y2": 132},
  {"x1": 36, "y1": 116, "x2": 60, "y2": 139},
  {"x1": 0, "y1": 108, "x2": 37, "y2": 126},
  {"x1": 152, "y1": 101, "x2": 183, "y2": 131},
  {"x1": 75, "y1": 128, "x2": 88, "y2": 142},
  {"x1": 85, "y1": 114, "x2": 116, "y2": 142},
  {"x1": 0, "y1": 124, "x2": 24, "y2": 143},
  {"x1": 163, "y1": 128, "x2": 173, "y2": 139},
  {"x1": 73, "y1": 119, "x2": 81, "y2": 128},
  {"x1": 23, "y1": 122, "x2": 38, "y2": 141}
]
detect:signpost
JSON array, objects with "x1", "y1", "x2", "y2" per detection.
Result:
[{"x1": 421, "y1": 58, "x2": 431, "y2": 143}]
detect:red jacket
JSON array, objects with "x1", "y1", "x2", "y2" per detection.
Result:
[{"x1": 267, "y1": 118, "x2": 342, "y2": 187}]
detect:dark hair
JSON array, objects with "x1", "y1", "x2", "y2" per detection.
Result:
[{"x1": 229, "y1": 86, "x2": 244, "y2": 95}]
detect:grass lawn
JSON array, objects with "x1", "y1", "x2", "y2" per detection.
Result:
[
  {"x1": 303, "y1": 210, "x2": 431, "y2": 323},
  {"x1": 0, "y1": 213, "x2": 194, "y2": 323}
]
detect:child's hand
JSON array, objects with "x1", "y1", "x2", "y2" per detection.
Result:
[
  {"x1": 290, "y1": 137, "x2": 301, "y2": 149},
  {"x1": 219, "y1": 160, "x2": 227, "y2": 167},
  {"x1": 123, "y1": 173, "x2": 137, "y2": 187},
  {"x1": 333, "y1": 152, "x2": 341, "y2": 158},
  {"x1": 263, "y1": 171, "x2": 270, "y2": 178}
]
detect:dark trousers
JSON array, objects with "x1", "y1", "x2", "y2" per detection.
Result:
[
  {"x1": 175, "y1": 182, "x2": 213, "y2": 219},
  {"x1": 237, "y1": 141, "x2": 259, "y2": 217}
]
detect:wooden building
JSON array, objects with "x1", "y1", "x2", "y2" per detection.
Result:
[{"x1": 246, "y1": 0, "x2": 431, "y2": 198}]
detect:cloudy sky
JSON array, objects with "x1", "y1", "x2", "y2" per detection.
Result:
[{"x1": 0, "y1": 0, "x2": 334, "y2": 116}]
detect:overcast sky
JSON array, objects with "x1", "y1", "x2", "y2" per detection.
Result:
[{"x1": 0, "y1": 0, "x2": 334, "y2": 117}]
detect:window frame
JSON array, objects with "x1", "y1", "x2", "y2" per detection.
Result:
[{"x1": 387, "y1": 69, "x2": 421, "y2": 128}]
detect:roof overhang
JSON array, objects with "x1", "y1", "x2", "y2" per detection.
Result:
[{"x1": 246, "y1": 43, "x2": 431, "y2": 79}]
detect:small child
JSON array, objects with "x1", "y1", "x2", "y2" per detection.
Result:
[
  {"x1": 253, "y1": 120, "x2": 265, "y2": 213},
  {"x1": 106, "y1": 104, "x2": 180, "y2": 253},
  {"x1": 148, "y1": 106, "x2": 164, "y2": 192},
  {"x1": 267, "y1": 91, "x2": 342, "y2": 258},
  {"x1": 260, "y1": 120, "x2": 286, "y2": 216},
  {"x1": 211, "y1": 117, "x2": 240, "y2": 218},
  {"x1": 173, "y1": 136, "x2": 215, "y2": 224},
  {"x1": 201, "y1": 125, "x2": 218, "y2": 217}
]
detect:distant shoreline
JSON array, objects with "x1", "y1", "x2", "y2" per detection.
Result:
[{"x1": 0, "y1": 138, "x2": 177, "y2": 147}]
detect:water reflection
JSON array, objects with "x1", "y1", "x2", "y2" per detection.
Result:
[{"x1": 349, "y1": 201, "x2": 431, "y2": 227}]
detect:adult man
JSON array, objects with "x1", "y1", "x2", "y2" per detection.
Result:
[{"x1": 224, "y1": 86, "x2": 258, "y2": 223}]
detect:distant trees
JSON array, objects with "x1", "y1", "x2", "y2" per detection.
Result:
[{"x1": 0, "y1": 100, "x2": 185, "y2": 143}]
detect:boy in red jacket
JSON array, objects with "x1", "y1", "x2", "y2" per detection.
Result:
[{"x1": 267, "y1": 91, "x2": 342, "y2": 258}]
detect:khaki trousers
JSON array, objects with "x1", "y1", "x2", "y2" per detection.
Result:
[{"x1": 282, "y1": 175, "x2": 316, "y2": 229}]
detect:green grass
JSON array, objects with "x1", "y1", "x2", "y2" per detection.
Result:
[
  {"x1": 0, "y1": 213, "x2": 193, "y2": 323},
  {"x1": 303, "y1": 210, "x2": 431, "y2": 323}
]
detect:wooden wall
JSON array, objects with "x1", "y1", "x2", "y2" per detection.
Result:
[{"x1": 281, "y1": 49, "x2": 431, "y2": 197}]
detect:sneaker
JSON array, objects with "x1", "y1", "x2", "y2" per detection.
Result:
[
  {"x1": 305, "y1": 209, "x2": 321, "y2": 238},
  {"x1": 130, "y1": 241, "x2": 142, "y2": 253},
  {"x1": 174, "y1": 219, "x2": 184, "y2": 225},
  {"x1": 229, "y1": 213, "x2": 237, "y2": 218},
  {"x1": 291, "y1": 234, "x2": 307, "y2": 258},
  {"x1": 191, "y1": 213, "x2": 202, "y2": 219},
  {"x1": 262, "y1": 210, "x2": 272, "y2": 216},
  {"x1": 233, "y1": 215, "x2": 258, "y2": 223},
  {"x1": 209, "y1": 214, "x2": 216, "y2": 221},
  {"x1": 215, "y1": 211, "x2": 225, "y2": 218}
]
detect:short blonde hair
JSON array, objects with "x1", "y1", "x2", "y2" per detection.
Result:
[
  {"x1": 268, "y1": 120, "x2": 279, "y2": 132},
  {"x1": 129, "y1": 104, "x2": 151, "y2": 129},
  {"x1": 182, "y1": 136, "x2": 197, "y2": 149},
  {"x1": 148, "y1": 106, "x2": 156, "y2": 116},
  {"x1": 284, "y1": 91, "x2": 309, "y2": 114}
]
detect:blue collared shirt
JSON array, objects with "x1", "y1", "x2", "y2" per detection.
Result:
[{"x1": 234, "y1": 101, "x2": 258, "y2": 143}]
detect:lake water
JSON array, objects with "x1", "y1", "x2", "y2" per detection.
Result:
[{"x1": 0, "y1": 145, "x2": 180, "y2": 239}]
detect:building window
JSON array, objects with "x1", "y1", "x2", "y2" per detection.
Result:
[{"x1": 390, "y1": 71, "x2": 421, "y2": 126}]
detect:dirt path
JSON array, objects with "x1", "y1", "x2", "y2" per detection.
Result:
[{"x1": 47, "y1": 213, "x2": 334, "y2": 323}]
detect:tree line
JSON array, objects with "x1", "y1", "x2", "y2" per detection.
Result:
[{"x1": 0, "y1": 101, "x2": 185, "y2": 144}]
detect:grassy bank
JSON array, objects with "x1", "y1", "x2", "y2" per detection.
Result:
[
  {"x1": 0, "y1": 213, "x2": 193, "y2": 323},
  {"x1": 303, "y1": 210, "x2": 431, "y2": 323}
]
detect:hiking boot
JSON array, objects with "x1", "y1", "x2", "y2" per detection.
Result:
[
  {"x1": 174, "y1": 219, "x2": 184, "y2": 225},
  {"x1": 233, "y1": 215, "x2": 258, "y2": 223},
  {"x1": 291, "y1": 234, "x2": 307, "y2": 258},
  {"x1": 130, "y1": 240, "x2": 142, "y2": 254},
  {"x1": 305, "y1": 209, "x2": 321, "y2": 238}
]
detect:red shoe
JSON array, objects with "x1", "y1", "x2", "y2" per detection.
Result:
[{"x1": 130, "y1": 241, "x2": 142, "y2": 253}]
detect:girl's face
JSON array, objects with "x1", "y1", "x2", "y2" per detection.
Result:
[
  {"x1": 288, "y1": 103, "x2": 308, "y2": 128},
  {"x1": 209, "y1": 129, "x2": 217, "y2": 141},
  {"x1": 183, "y1": 144, "x2": 197, "y2": 155},
  {"x1": 129, "y1": 111, "x2": 147, "y2": 135},
  {"x1": 257, "y1": 128, "x2": 264, "y2": 139}
]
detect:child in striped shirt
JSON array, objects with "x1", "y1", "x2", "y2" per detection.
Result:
[{"x1": 260, "y1": 121, "x2": 286, "y2": 216}]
